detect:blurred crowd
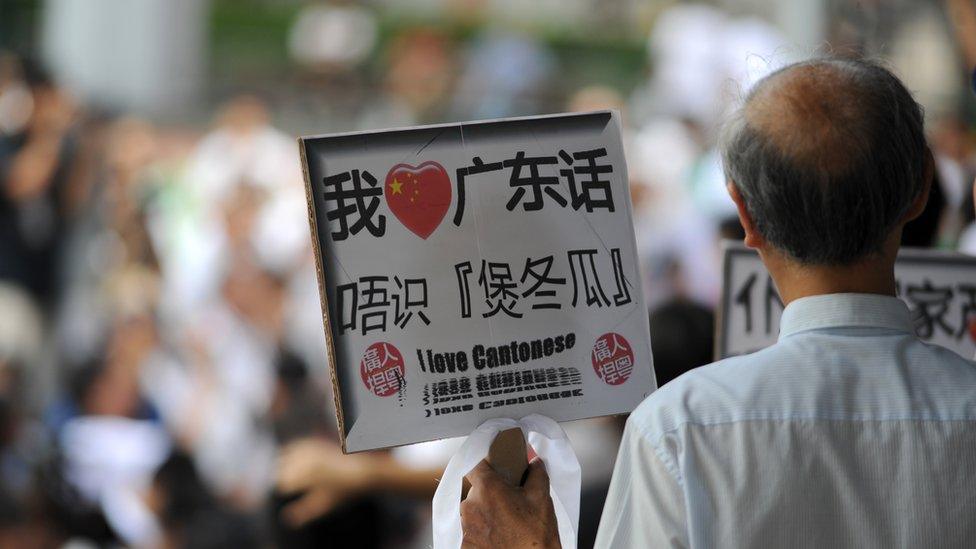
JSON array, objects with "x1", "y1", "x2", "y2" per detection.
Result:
[{"x1": 0, "y1": 1, "x2": 975, "y2": 548}]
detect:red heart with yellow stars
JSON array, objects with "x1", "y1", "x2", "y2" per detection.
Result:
[{"x1": 384, "y1": 161, "x2": 452, "y2": 239}]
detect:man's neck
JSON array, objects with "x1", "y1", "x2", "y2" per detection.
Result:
[{"x1": 761, "y1": 249, "x2": 898, "y2": 306}]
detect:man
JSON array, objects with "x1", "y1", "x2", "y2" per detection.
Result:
[{"x1": 460, "y1": 57, "x2": 976, "y2": 548}]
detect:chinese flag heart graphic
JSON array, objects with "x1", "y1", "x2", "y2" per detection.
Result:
[{"x1": 384, "y1": 161, "x2": 452, "y2": 239}]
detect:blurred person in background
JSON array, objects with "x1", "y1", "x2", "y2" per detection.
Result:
[
  {"x1": 647, "y1": 273, "x2": 715, "y2": 388},
  {"x1": 359, "y1": 28, "x2": 458, "y2": 130},
  {"x1": 929, "y1": 116, "x2": 975, "y2": 244},
  {"x1": 45, "y1": 315, "x2": 169, "y2": 547},
  {"x1": 138, "y1": 250, "x2": 283, "y2": 514},
  {"x1": 149, "y1": 451, "x2": 260, "y2": 549},
  {"x1": 451, "y1": 27, "x2": 555, "y2": 119},
  {"x1": 0, "y1": 285, "x2": 51, "y2": 549},
  {"x1": 0, "y1": 56, "x2": 78, "y2": 312},
  {"x1": 161, "y1": 94, "x2": 306, "y2": 323},
  {"x1": 286, "y1": 0, "x2": 380, "y2": 127},
  {"x1": 56, "y1": 116, "x2": 162, "y2": 368},
  {"x1": 947, "y1": 0, "x2": 976, "y2": 254},
  {"x1": 288, "y1": 0, "x2": 378, "y2": 75}
]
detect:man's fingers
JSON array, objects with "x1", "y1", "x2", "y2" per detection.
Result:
[
  {"x1": 460, "y1": 457, "x2": 558, "y2": 549},
  {"x1": 460, "y1": 498, "x2": 488, "y2": 548},
  {"x1": 464, "y1": 459, "x2": 503, "y2": 490},
  {"x1": 523, "y1": 457, "x2": 551, "y2": 499}
]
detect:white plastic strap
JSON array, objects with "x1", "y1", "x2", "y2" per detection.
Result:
[{"x1": 431, "y1": 414, "x2": 581, "y2": 549}]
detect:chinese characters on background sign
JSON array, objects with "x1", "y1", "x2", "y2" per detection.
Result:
[
  {"x1": 717, "y1": 241, "x2": 976, "y2": 360},
  {"x1": 300, "y1": 112, "x2": 656, "y2": 452}
]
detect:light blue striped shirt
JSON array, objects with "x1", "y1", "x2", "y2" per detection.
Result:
[{"x1": 596, "y1": 293, "x2": 976, "y2": 548}]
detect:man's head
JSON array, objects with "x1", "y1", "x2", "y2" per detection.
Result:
[{"x1": 721, "y1": 57, "x2": 931, "y2": 266}]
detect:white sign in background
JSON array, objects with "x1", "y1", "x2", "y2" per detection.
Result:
[
  {"x1": 718, "y1": 241, "x2": 976, "y2": 360},
  {"x1": 301, "y1": 112, "x2": 656, "y2": 452}
]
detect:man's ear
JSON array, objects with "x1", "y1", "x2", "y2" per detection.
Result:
[
  {"x1": 727, "y1": 182, "x2": 765, "y2": 249},
  {"x1": 903, "y1": 147, "x2": 934, "y2": 223}
]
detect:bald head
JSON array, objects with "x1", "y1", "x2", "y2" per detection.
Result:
[{"x1": 722, "y1": 57, "x2": 928, "y2": 265}]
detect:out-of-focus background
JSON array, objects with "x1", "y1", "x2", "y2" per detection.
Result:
[{"x1": 0, "y1": 0, "x2": 974, "y2": 547}]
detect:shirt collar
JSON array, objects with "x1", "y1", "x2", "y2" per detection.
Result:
[{"x1": 778, "y1": 293, "x2": 914, "y2": 340}]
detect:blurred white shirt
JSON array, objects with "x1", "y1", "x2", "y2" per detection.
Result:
[{"x1": 597, "y1": 293, "x2": 976, "y2": 548}]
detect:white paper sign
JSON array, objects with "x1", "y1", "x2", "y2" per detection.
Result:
[
  {"x1": 717, "y1": 241, "x2": 976, "y2": 360},
  {"x1": 300, "y1": 111, "x2": 656, "y2": 452}
]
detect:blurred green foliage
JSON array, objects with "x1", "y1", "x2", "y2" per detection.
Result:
[
  {"x1": 209, "y1": 0, "x2": 648, "y2": 98},
  {"x1": 0, "y1": 0, "x2": 42, "y2": 54}
]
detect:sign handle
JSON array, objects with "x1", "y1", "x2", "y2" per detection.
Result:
[{"x1": 486, "y1": 427, "x2": 528, "y2": 487}]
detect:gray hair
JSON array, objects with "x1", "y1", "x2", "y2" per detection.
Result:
[{"x1": 720, "y1": 57, "x2": 928, "y2": 265}]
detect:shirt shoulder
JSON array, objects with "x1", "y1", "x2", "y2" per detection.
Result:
[
  {"x1": 629, "y1": 333, "x2": 976, "y2": 444},
  {"x1": 628, "y1": 345, "x2": 783, "y2": 442}
]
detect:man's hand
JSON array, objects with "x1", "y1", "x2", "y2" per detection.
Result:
[{"x1": 461, "y1": 458, "x2": 561, "y2": 549}]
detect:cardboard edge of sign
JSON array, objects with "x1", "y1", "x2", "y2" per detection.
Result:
[
  {"x1": 714, "y1": 240, "x2": 735, "y2": 362},
  {"x1": 298, "y1": 138, "x2": 350, "y2": 453},
  {"x1": 296, "y1": 109, "x2": 617, "y2": 143}
]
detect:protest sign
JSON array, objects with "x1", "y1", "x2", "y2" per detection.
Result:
[
  {"x1": 717, "y1": 241, "x2": 976, "y2": 360},
  {"x1": 300, "y1": 111, "x2": 656, "y2": 452}
]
